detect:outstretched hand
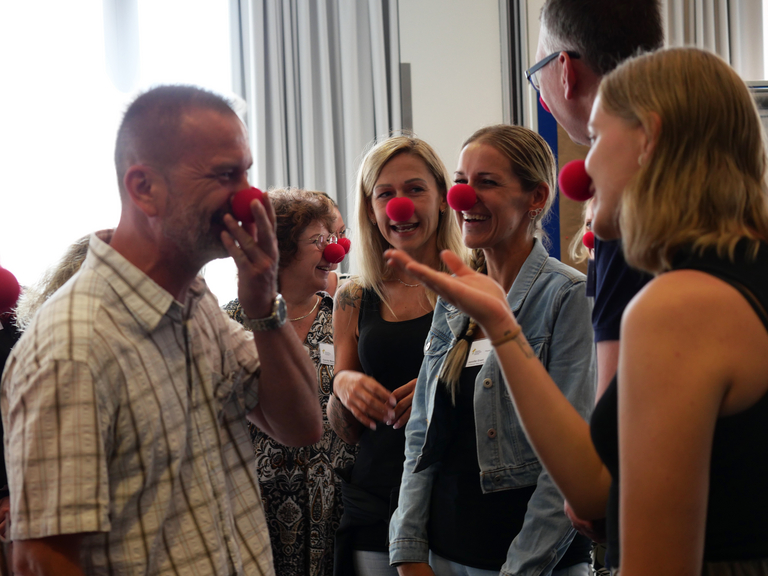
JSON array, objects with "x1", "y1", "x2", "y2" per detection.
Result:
[
  {"x1": 222, "y1": 191, "x2": 279, "y2": 319},
  {"x1": 385, "y1": 249, "x2": 515, "y2": 340}
]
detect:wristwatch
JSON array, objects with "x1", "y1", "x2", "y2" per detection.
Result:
[{"x1": 242, "y1": 294, "x2": 287, "y2": 332}]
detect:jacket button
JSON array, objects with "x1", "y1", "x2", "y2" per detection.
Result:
[
  {"x1": 493, "y1": 475, "x2": 502, "y2": 484},
  {"x1": 487, "y1": 428, "x2": 496, "y2": 438},
  {"x1": 425, "y1": 339, "x2": 432, "y2": 351},
  {"x1": 483, "y1": 378, "x2": 492, "y2": 388}
]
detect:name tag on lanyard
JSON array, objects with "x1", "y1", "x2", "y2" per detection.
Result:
[{"x1": 319, "y1": 342, "x2": 335, "y2": 366}]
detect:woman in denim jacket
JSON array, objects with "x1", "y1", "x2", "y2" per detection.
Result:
[{"x1": 388, "y1": 125, "x2": 596, "y2": 576}]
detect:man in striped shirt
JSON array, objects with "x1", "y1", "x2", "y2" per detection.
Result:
[{"x1": 1, "y1": 86, "x2": 323, "y2": 575}]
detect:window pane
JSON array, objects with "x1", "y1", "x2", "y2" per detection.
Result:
[{"x1": 0, "y1": 0, "x2": 238, "y2": 305}]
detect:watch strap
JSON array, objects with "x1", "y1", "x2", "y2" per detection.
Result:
[{"x1": 241, "y1": 294, "x2": 287, "y2": 332}]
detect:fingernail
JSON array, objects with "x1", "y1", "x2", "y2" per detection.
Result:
[
  {"x1": 369, "y1": 423, "x2": 377, "y2": 431},
  {"x1": 386, "y1": 420, "x2": 393, "y2": 426},
  {"x1": 393, "y1": 422, "x2": 401, "y2": 430}
]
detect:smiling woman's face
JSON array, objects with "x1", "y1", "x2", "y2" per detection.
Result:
[
  {"x1": 454, "y1": 142, "x2": 542, "y2": 252},
  {"x1": 585, "y1": 95, "x2": 647, "y2": 240},
  {"x1": 367, "y1": 153, "x2": 446, "y2": 258},
  {"x1": 279, "y1": 219, "x2": 336, "y2": 296}
]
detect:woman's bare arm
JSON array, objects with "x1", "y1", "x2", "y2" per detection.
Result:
[
  {"x1": 329, "y1": 280, "x2": 395, "y2": 444},
  {"x1": 619, "y1": 271, "x2": 768, "y2": 576}
]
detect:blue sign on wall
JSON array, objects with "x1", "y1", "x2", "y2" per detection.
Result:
[{"x1": 536, "y1": 98, "x2": 560, "y2": 260}]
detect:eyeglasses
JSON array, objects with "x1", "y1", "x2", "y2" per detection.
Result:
[
  {"x1": 525, "y1": 51, "x2": 580, "y2": 91},
  {"x1": 337, "y1": 228, "x2": 349, "y2": 238},
  {"x1": 305, "y1": 234, "x2": 339, "y2": 251}
]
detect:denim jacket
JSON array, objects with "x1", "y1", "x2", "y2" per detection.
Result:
[{"x1": 389, "y1": 240, "x2": 596, "y2": 575}]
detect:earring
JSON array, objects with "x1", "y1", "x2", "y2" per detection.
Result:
[{"x1": 529, "y1": 208, "x2": 542, "y2": 220}]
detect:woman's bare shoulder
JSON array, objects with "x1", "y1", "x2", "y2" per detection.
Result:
[{"x1": 335, "y1": 277, "x2": 365, "y2": 313}]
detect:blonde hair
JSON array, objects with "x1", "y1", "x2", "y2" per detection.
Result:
[
  {"x1": 569, "y1": 198, "x2": 594, "y2": 264},
  {"x1": 15, "y1": 232, "x2": 106, "y2": 330},
  {"x1": 461, "y1": 124, "x2": 557, "y2": 244},
  {"x1": 599, "y1": 47, "x2": 768, "y2": 274},
  {"x1": 352, "y1": 135, "x2": 465, "y2": 305}
]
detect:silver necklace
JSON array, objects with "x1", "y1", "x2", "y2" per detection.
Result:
[
  {"x1": 397, "y1": 277, "x2": 421, "y2": 288},
  {"x1": 289, "y1": 296, "x2": 320, "y2": 322}
]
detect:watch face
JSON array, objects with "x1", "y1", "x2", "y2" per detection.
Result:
[{"x1": 275, "y1": 294, "x2": 287, "y2": 324}]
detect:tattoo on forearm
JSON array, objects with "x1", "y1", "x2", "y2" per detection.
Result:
[{"x1": 514, "y1": 333, "x2": 536, "y2": 359}]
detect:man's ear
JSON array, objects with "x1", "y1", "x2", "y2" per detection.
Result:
[
  {"x1": 123, "y1": 165, "x2": 166, "y2": 217},
  {"x1": 561, "y1": 52, "x2": 579, "y2": 101}
]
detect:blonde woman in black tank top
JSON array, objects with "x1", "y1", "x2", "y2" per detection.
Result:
[{"x1": 328, "y1": 136, "x2": 465, "y2": 576}]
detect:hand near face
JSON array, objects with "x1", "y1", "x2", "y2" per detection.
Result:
[
  {"x1": 385, "y1": 248, "x2": 516, "y2": 341},
  {"x1": 221, "y1": 192, "x2": 279, "y2": 319}
]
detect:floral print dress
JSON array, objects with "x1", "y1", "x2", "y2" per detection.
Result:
[{"x1": 224, "y1": 293, "x2": 358, "y2": 576}]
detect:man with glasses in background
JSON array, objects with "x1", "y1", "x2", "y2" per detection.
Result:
[{"x1": 524, "y1": 1, "x2": 663, "y2": 573}]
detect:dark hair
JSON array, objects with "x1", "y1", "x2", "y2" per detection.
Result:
[
  {"x1": 540, "y1": 0, "x2": 663, "y2": 76},
  {"x1": 271, "y1": 188, "x2": 337, "y2": 269},
  {"x1": 114, "y1": 85, "x2": 237, "y2": 198},
  {"x1": 312, "y1": 190, "x2": 339, "y2": 208}
]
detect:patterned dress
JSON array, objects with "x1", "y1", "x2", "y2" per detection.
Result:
[{"x1": 224, "y1": 294, "x2": 358, "y2": 576}]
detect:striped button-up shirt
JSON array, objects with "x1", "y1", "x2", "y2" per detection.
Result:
[{"x1": 1, "y1": 234, "x2": 275, "y2": 575}]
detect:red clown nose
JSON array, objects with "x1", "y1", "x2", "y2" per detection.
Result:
[
  {"x1": 0, "y1": 267, "x2": 21, "y2": 315},
  {"x1": 338, "y1": 237, "x2": 351, "y2": 254},
  {"x1": 323, "y1": 243, "x2": 346, "y2": 264},
  {"x1": 447, "y1": 184, "x2": 477, "y2": 211},
  {"x1": 386, "y1": 197, "x2": 414, "y2": 222},
  {"x1": 231, "y1": 187, "x2": 265, "y2": 224},
  {"x1": 582, "y1": 230, "x2": 595, "y2": 250},
  {"x1": 558, "y1": 160, "x2": 594, "y2": 202}
]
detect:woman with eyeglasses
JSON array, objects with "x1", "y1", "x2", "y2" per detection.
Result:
[
  {"x1": 387, "y1": 48, "x2": 768, "y2": 576},
  {"x1": 224, "y1": 187, "x2": 357, "y2": 576},
  {"x1": 313, "y1": 191, "x2": 350, "y2": 297},
  {"x1": 328, "y1": 136, "x2": 465, "y2": 576}
]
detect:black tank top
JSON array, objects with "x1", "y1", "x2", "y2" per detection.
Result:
[
  {"x1": 347, "y1": 288, "x2": 433, "y2": 551},
  {"x1": 591, "y1": 240, "x2": 768, "y2": 567}
]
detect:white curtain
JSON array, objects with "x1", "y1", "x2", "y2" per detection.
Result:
[
  {"x1": 234, "y1": 0, "x2": 402, "y2": 224},
  {"x1": 662, "y1": 0, "x2": 764, "y2": 80}
]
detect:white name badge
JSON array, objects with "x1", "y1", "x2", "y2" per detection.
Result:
[
  {"x1": 319, "y1": 342, "x2": 335, "y2": 366},
  {"x1": 465, "y1": 338, "x2": 491, "y2": 367}
]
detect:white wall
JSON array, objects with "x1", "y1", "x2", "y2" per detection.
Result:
[{"x1": 398, "y1": 0, "x2": 504, "y2": 173}]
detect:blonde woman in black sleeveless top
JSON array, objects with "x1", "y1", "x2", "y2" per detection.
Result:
[{"x1": 328, "y1": 136, "x2": 465, "y2": 576}]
